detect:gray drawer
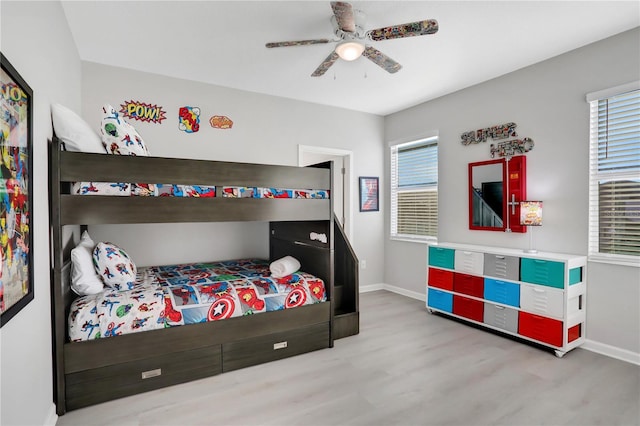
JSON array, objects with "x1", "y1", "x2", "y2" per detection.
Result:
[
  {"x1": 484, "y1": 303, "x2": 518, "y2": 334},
  {"x1": 484, "y1": 253, "x2": 520, "y2": 281},
  {"x1": 66, "y1": 344, "x2": 221, "y2": 410},
  {"x1": 222, "y1": 322, "x2": 329, "y2": 372}
]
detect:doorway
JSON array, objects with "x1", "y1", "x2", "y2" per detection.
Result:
[{"x1": 298, "y1": 145, "x2": 353, "y2": 241}]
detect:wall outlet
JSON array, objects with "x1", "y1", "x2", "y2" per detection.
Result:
[{"x1": 361, "y1": 260, "x2": 367, "y2": 269}]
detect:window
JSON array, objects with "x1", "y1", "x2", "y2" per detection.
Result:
[
  {"x1": 587, "y1": 83, "x2": 640, "y2": 265},
  {"x1": 390, "y1": 136, "x2": 438, "y2": 242}
]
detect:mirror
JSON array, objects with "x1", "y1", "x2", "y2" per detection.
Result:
[{"x1": 468, "y1": 156, "x2": 527, "y2": 233}]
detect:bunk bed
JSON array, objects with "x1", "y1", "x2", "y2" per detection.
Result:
[{"x1": 49, "y1": 136, "x2": 339, "y2": 414}]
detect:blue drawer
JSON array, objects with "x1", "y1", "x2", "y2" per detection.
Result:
[
  {"x1": 427, "y1": 288, "x2": 453, "y2": 313},
  {"x1": 520, "y1": 258, "x2": 565, "y2": 289},
  {"x1": 429, "y1": 246, "x2": 455, "y2": 269},
  {"x1": 484, "y1": 278, "x2": 520, "y2": 307}
]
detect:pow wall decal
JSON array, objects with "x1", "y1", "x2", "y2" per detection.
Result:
[
  {"x1": 209, "y1": 115, "x2": 233, "y2": 129},
  {"x1": 178, "y1": 106, "x2": 200, "y2": 133},
  {"x1": 120, "y1": 100, "x2": 166, "y2": 124}
]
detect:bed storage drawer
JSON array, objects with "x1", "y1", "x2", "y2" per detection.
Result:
[
  {"x1": 483, "y1": 254, "x2": 519, "y2": 280},
  {"x1": 428, "y1": 267, "x2": 454, "y2": 291},
  {"x1": 222, "y1": 322, "x2": 329, "y2": 372},
  {"x1": 65, "y1": 345, "x2": 221, "y2": 410}
]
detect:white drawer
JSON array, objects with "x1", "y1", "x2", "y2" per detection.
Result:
[
  {"x1": 454, "y1": 250, "x2": 484, "y2": 275},
  {"x1": 520, "y1": 284, "x2": 564, "y2": 319}
]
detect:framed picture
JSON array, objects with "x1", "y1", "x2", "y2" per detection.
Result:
[
  {"x1": 359, "y1": 176, "x2": 379, "y2": 212},
  {"x1": 1, "y1": 53, "x2": 34, "y2": 327}
]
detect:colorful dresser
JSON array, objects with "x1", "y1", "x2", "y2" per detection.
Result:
[{"x1": 427, "y1": 242, "x2": 587, "y2": 357}]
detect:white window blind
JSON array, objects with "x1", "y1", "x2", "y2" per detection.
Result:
[
  {"x1": 390, "y1": 137, "x2": 438, "y2": 242},
  {"x1": 588, "y1": 85, "x2": 640, "y2": 264}
]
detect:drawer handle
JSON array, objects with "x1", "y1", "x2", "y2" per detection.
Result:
[
  {"x1": 534, "y1": 260, "x2": 547, "y2": 264},
  {"x1": 141, "y1": 368, "x2": 162, "y2": 379},
  {"x1": 495, "y1": 305, "x2": 505, "y2": 310},
  {"x1": 532, "y1": 288, "x2": 546, "y2": 293},
  {"x1": 495, "y1": 255, "x2": 505, "y2": 259},
  {"x1": 463, "y1": 251, "x2": 472, "y2": 255},
  {"x1": 273, "y1": 341, "x2": 288, "y2": 350}
]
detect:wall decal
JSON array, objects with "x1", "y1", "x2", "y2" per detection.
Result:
[
  {"x1": 490, "y1": 137, "x2": 535, "y2": 158},
  {"x1": 209, "y1": 115, "x2": 233, "y2": 129},
  {"x1": 178, "y1": 106, "x2": 200, "y2": 133},
  {"x1": 461, "y1": 122, "x2": 534, "y2": 157},
  {"x1": 461, "y1": 122, "x2": 517, "y2": 145},
  {"x1": 120, "y1": 100, "x2": 166, "y2": 124}
]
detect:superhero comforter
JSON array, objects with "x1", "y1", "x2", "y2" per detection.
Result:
[{"x1": 68, "y1": 259, "x2": 326, "y2": 342}]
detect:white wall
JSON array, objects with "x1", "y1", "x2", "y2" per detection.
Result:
[
  {"x1": 81, "y1": 62, "x2": 386, "y2": 284},
  {"x1": 384, "y1": 28, "x2": 640, "y2": 356},
  {"x1": 0, "y1": 1, "x2": 82, "y2": 425}
]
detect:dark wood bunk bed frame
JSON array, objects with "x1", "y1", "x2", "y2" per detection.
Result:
[{"x1": 49, "y1": 136, "x2": 359, "y2": 415}]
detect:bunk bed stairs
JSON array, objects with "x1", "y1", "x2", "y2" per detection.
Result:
[{"x1": 333, "y1": 219, "x2": 359, "y2": 339}]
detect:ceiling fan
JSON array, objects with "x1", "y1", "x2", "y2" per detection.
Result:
[{"x1": 265, "y1": 1, "x2": 438, "y2": 77}]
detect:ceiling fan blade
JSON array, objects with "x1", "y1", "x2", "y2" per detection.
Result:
[
  {"x1": 367, "y1": 19, "x2": 438, "y2": 41},
  {"x1": 331, "y1": 1, "x2": 356, "y2": 33},
  {"x1": 311, "y1": 51, "x2": 340, "y2": 77},
  {"x1": 362, "y1": 46, "x2": 402, "y2": 74},
  {"x1": 266, "y1": 39, "x2": 330, "y2": 48}
]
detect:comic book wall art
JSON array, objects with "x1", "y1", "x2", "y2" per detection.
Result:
[
  {"x1": 120, "y1": 100, "x2": 166, "y2": 124},
  {"x1": 0, "y1": 53, "x2": 34, "y2": 327},
  {"x1": 210, "y1": 115, "x2": 233, "y2": 129},
  {"x1": 178, "y1": 106, "x2": 200, "y2": 133}
]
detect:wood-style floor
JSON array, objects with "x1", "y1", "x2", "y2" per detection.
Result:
[{"x1": 56, "y1": 290, "x2": 640, "y2": 426}]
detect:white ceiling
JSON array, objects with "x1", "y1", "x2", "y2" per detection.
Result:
[{"x1": 61, "y1": 1, "x2": 640, "y2": 116}]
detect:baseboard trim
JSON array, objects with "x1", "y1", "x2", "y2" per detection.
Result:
[
  {"x1": 582, "y1": 339, "x2": 640, "y2": 365},
  {"x1": 359, "y1": 283, "x2": 385, "y2": 293},
  {"x1": 45, "y1": 403, "x2": 58, "y2": 426},
  {"x1": 361, "y1": 284, "x2": 639, "y2": 365},
  {"x1": 360, "y1": 283, "x2": 424, "y2": 301}
]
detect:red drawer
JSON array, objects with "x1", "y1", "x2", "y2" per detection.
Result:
[
  {"x1": 453, "y1": 295, "x2": 484, "y2": 322},
  {"x1": 453, "y1": 273, "x2": 484, "y2": 298},
  {"x1": 518, "y1": 312, "x2": 563, "y2": 347},
  {"x1": 428, "y1": 268, "x2": 454, "y2": 291},
  {"x1": 568, "y1": 324, "x2": 581, "y2": 343}
]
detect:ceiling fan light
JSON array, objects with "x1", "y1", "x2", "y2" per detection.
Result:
[{"x1": 335, "y1": 41, "x2": 364, "y2": 61}]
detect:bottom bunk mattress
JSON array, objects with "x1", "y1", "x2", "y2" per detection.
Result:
[{"x1": 69, "y1": 259, "x2": 326, "y2": 342}]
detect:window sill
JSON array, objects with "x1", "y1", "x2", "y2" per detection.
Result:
[
  {"x1": 390, "y1": 236, "x2": 437, "y2": 245},
  {"x1": 588, "y1": 254, "x2": 640, "y2": 268}
]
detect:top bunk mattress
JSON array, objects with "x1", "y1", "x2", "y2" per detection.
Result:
[
  {"x1": 51, "y1": 138, "x2": 333, "y2": 224},
  {"x1": 69, "y1": 258, "x2": 327, "y2": 342}
]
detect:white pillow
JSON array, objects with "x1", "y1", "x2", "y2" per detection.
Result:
[
  {"x1": 70, "y1": 231, "x2": 104, "y2": 295},
  {"x1": 93, "y1": 242, "x2": 138, "y2": 291},
  {"x1": 100, "y1": 104, "x2": 150, "y2": 156},
  {"x1": 51, "y1": 103, "x2": 106, "y2": 153},
  {"x1": 270, "y1": 256, "x2": 301, "y2": 278}
]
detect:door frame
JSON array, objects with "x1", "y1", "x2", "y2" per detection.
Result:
[{"x1": 298, "y1": 144, "x2": 354, "y2": 242}]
